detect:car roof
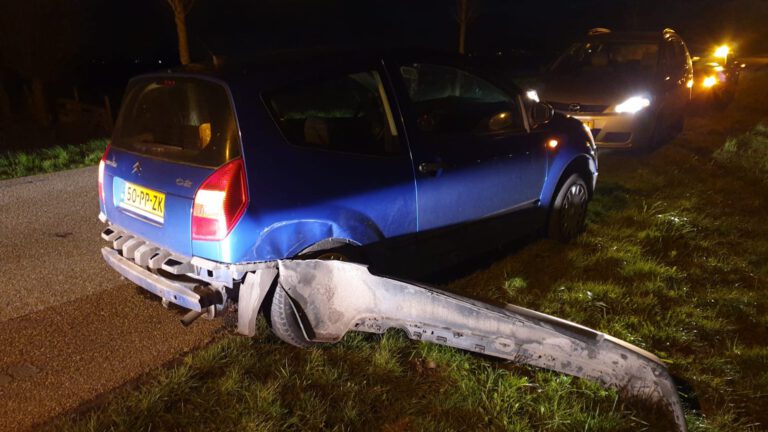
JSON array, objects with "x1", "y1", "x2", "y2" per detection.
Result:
[
  {"x1": 130, "y1": 48, "x2": 516, "y2": 94},
  {"x1": 584, "y1": 30, "x2": 680, "y2": 44}
]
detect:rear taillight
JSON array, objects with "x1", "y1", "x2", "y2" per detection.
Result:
[
  {"x1": 98, "y1": 144, "x2": 110, "y2": 204},
  {"x1": 192, "y1": 158, "x2": 248, "y2": 241}
]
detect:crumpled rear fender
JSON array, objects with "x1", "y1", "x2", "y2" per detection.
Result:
[{"x1": 251, "y1": 216, "x2": 383, "y2": 261}]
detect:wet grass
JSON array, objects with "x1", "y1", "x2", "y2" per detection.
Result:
[
  {"x1": 0, "y1": 138, "x2": 107, "y2": 180},
  {"x1": 50, "y1": 322, "x2": 647, "y2": 432},
  {"x1": 49, "y1": 72, "x2": 768, "y2": 431},
  {"x1": 714, "y1": 122, "x2": 768, "y2": 182}
]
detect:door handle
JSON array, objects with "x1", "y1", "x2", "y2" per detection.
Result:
[{"x1": 418, "y1": 161, "x2": 445, "y2": 176}]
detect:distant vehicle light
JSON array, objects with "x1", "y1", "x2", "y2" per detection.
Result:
[
  {"x1": 547, "y1": 139, "x2": 559, "y2": 150},
  {"x1": 615, "y1": 96, "x2": 650, "y2": 114},
  {"x1": 714, "y1": 66, "x2": 725, "y2": 72},
  {"x1": 587, "y1": 27, "x2": 612, "y2": 36},
  {"x1": 526, "y1": 90, "x2": 540, "y2": 103},
  {"x1": 703, "y1": 76, "x2": 718, "y2": 88},
  {"x1": 686, "y1": 79, "x2": 694, "y2": 88},
  {"x1": 714, "y1": 45, "x2": 730, "y2": 59}
]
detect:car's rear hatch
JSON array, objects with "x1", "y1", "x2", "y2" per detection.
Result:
[{"x1": 103, "y1": 75, "x2": 241, "y2": 256}]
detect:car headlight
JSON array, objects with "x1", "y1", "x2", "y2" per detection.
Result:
[
  {"x1": 525, "y1": 89, "x2": 540, "y2": 103},
  {"x1": 703, "y1": 75, "x2": 718, "y2": 88},
  {"x1": 615, "y1": 96, "x2": 651, "y2": 114}
]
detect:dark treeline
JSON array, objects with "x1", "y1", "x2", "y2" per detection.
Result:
[{"x1": 1, "y1": 0, "x2": 766, "y2": 150}]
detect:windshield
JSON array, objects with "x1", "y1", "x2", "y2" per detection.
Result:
[
  {"x1": 112, "y1": 77, "x2": 241, "y2": 167},
  {"x1": 551, "y1": 41, "x2": 659, "y2": 74}
]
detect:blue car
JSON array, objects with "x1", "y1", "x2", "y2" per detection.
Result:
[{"x1": 99, "y1": 51, "x2": 597, "y2": 330}]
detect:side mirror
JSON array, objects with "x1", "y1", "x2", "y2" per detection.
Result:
[{"x1": 530, "y1": 102, "x2": 554, "y2": 127}]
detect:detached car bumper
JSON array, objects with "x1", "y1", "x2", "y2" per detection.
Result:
[
  {"x1": 568, "y1": 112, "x2": 653, "y2": 149},
  {"x1": 102, "y1": 248, "x2": 219, "y2": 311}
]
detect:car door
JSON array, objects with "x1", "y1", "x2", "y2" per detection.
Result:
[
  {"x1": 659, "y1": 38, "x2": 689, "y2": 127},
  {"x1": 253, "y1": 66, "x2": 418, "y2": 258},
  {"x1": 392, "y1": 62, "x2": 547, "y2": 231},
  {"x1": 673, "y1": 37, "x2": 694, "y2": 103}
]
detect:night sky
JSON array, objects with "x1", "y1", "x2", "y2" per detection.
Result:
[{"x1": 85, "y1": 0, "x2": 768, "y2": 65}]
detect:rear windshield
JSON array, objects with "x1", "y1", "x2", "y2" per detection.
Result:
[
  {"x1": 551, "y1": 41, "x2": 659, "y2": 74},
  {"x1": 112, "y1": 77, "x2": 240, "y2": 167}
]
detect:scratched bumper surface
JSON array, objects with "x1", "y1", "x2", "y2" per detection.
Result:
[{"x1": 272, "y1": 260, "x2": 687, "y2": 431}]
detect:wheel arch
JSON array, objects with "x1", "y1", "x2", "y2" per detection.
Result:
[
  {"x1": 541, "y1": 154, "x2": 597, "y2": 209},
  {"x1": 252, "y1": 217, "x2": 382, "y2": 261},
  {"x1": 299, "y1": 237, "x2": 361, "y2": 255}
]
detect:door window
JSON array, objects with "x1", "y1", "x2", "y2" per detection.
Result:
[
  {"x1": 267, "y1": 71, "x2": 400, "y2": 156},
  {"x1": 663, "y1": 39, "x2": 687, "y2": 77},
  {"x1": 399, "y1": 63, "x2": 524, "y2": 136}
]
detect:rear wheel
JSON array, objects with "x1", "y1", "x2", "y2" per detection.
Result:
[
  {"x1": 548, "y1": 174, "x2": 589, "y2": 242},
  {"x1": 269, "y1": 284, "x2": 314, "y2": 348},
  {"x1": 269, "y1": 242, "x2": 358, "y2": 347}
]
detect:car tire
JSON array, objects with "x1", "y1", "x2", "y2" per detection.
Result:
[
  {"x1": 548, "y1": 174, "x2": 589, "y2": 242},
  {"x1": 631, "y1": 125, "x2": 656, "y2": 154},
  {"x1": 269, "y1": 284, "x2": 315, "y2": 348},
  {"x1": 645, "y1": 115, "x2": 665, "y2": 150},
  {"x1": 269, "y1": 242, "x2": 361, "y2": 348},
  {"x1": 713, "y1": 86, "x2": 735, "y2": 110}
]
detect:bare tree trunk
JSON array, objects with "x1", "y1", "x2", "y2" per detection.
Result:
[
  {"x1": 458, "y1": 0, "x2": 468, "y2": 54},
  {"x1": 174, "y1": 9, "x2": 191, "y2": 65},
  {"x1": 165, "y1": 0, "x2": 193, "y2": 65}
]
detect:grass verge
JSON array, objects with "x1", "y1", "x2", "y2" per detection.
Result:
[
  {"x1": 0, "y1": 138, "x2": 107, "y2": 180},
  {"x1": 48, "y1": 322, "x2": 645, "y2": 432},
  {"x1": 714, "y1": 122, "x2": 768, "y2": 182}
]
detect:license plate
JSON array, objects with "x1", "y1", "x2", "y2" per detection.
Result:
[
  {"x1": 581, "y1": 119, "x2": 595, "y2": 129},
  {"x1": 120, "y1": 182, "x2": 165, "y2": 223}
]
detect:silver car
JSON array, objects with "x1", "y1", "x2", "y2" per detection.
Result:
[{"x1": 537, "y1": 28, "x2": 693, "y2": 150}]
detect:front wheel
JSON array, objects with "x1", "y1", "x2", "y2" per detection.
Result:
[{"x1": 548, "y1": 174, "x2": 589, "y2": 242}]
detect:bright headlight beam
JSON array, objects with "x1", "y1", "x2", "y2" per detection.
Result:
[
  {"x1": 714, "y1": 45, "x2": 730, "y2": 59},
  {"x1": 526, "y1": 89, "x2": 540, "y2": 103},
  {"x1": 703, "y1": 76, "x2": 717, "y2": 88},
  {"x1": 615, "y1": 96, "x2": 651, "y2": 114}
]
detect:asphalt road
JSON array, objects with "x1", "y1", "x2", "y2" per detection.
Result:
[
  {"x1": 0, "y1": 167, "x2": 220, "y2": 431},
  {"x1": 0, "y1": 167, "x2": 118, "y2": 321}
]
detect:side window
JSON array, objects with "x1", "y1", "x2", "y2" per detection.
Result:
[
  {"x1": 661, "y1": 41, "x2": 675, "y2": 67},
  {"x1": 663, "y1": 39, "x2": 686, "y2": 72},
  {"x1": 399, "y1": 63, "x2": 524, "y2": 136},
  {"x1": 267, "y1": 71, "x2": 399, "y2": 156}
]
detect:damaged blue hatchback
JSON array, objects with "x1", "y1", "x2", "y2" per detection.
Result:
[{"x1": 99, "y1": 50, "x2": 597, "y2": 318}]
